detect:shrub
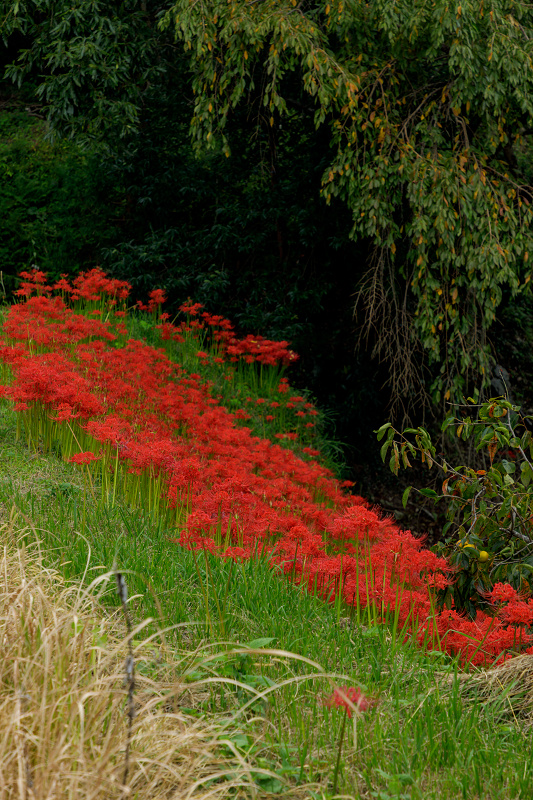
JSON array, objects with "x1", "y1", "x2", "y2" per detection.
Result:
[
  {"x1": 378, "y1": 397, "x2": 533, "y2": 616},
  {"x1": 0, "y1": 110, "x2": 120, "y2": 293}
]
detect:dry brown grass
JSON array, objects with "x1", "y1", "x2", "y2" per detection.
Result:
[
  {"x1": 0, "y1": 518, "x2": 291, "y2": 799},
  {"x1": 441, "y1": 654, "x2": 533, "y2": 728}
]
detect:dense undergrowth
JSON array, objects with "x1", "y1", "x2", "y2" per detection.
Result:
[
  {"x1": 2, "y1": 267, "x2": 533, "y2": 796},
  {"x1": 0, "y1": 109, "x2": 120, "y2": 288}
]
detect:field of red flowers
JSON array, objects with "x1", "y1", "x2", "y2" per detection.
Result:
[{"x1": 2, "y1": 267, "x2": 533, "y2": 667}]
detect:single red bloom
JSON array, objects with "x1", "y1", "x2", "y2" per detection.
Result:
[
  {"x1": 69, "y1": 451, "x2": 101, "y2": 466},
  {"x1": 148, "y1": 288, "x2": 167, "y2": 306},
  {"x1": 324, "y1": 686, "x2": 375, "y2": 717}
]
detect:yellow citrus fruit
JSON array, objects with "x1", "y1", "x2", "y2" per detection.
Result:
[
  {"x1": 478, "y1": 550, "x2": 490, "y2": 562},
  {"x1": 461, "y1": 543, "x2": 475, "y2": 549}
]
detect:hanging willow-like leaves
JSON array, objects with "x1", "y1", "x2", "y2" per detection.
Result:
[
  {"x1": 3, "y1": 0, "x2": 533, "y2": 413},
  {"x1": 161, "y1": 0, "x2": 533, "y2": 410}
]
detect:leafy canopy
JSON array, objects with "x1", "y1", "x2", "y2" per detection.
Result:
[
  {"x1": 1, "y1": 0, "x2": 167, "y2": 143},
  {"x1": 3, "y1": 0, "x2": 533, "y2": 411},
  {"x1": 162, "y1": 0, "x2": 533, "y2": 408}
]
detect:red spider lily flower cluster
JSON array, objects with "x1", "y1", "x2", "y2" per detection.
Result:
[
  {"x1": 136, "y1": 288, "x2": 168, "y2": 313},
  {"x1": 69, "y1": 451, "x2": 102, "y2": 466},
  {"x1": 485, "y1": 583, "x2": 533, "y2": 627},
  {"x1": 15, "y1": 267, "x2": 131, "y2": 306},
  {"x1": 225, "y1": 333, "x2": 298, "y2": 366},
  {"x1": 324, "y1": 686, "x2": 376, "y2": 717},
  {"x1": 167, "y1": 301, "x2": 299, "y2": 367},
  {"x1": 15, "y1": 269, "x2": 51, "y2": 297},
  {"x1": 2, "y1": 268, "x2": 533, "y2": 666}
]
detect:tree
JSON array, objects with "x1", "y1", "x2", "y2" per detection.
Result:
[
  {"x1": 1, "y1": 0, "x2": 168, "y2": 144},
  {"x1": 3, "y1": 0, "x2": 533, "y2": 421},
  {"x1": 0, "y1": 2, "x2": 369, "y2": 448},
  {"x1": 161, "y1": 0, "x2": 533, "y2": 416}
]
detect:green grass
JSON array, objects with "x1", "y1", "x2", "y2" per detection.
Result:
[{"x1": 1, "y1": 400, "x2": 533, "y2": 799}]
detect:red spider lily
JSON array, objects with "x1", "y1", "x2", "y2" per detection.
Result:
[
  {"x1": 148, "y1": 288, "x2": 167, "y2": 307},
  {"x1": 15, "y1": 269, "x2": 52, "y2": 298},
  {"x1": 499, "y1": 600, "x2": 533, "y2": 626},
  {"x1": 52, "y1": 276, "x2": 73, "y2": 294},
  {"x1": 5, "y1": 267, "x2": 533, "y2": 667},
  {"x1": 69, "y1": 452, "x2": 102, "y2": 466},
  {"x1": 52, "y1": 403, "x2": 81, "y2": 422},
  {"x1": 487, "y1": 582, "x2": 522, "y2": 604},
  {"x1": 72, "y1": 267, "x2": 130, "y2": 302},
  {"x1": 179, "y1": 301, "x2": 204, "y2": 315},
  {"x1": 324, "y1": 685, "x2": 376, "y2": 717}
]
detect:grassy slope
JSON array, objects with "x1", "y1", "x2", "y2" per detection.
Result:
[
  {"x1": 1, "y1": 520, "x2": 301, "y2": 799},
  {"x1": 1, "y1": 392, "x2": 533, "y2": 797}
]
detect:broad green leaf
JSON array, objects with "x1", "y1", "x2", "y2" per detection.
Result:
[
  {"x1": 418, "y1": 488, "x2": 438, "y2": 498},
  {"x1": 245, "y1": 638, "x2": 276, "y2": 649}
]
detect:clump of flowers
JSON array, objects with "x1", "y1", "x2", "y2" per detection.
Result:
[
  {"x1": 68, "y1": 452, "x2": 101, "y2": 466},
  {"x1": 2, "y1": 268, "x2": 533, "y2": 668}
]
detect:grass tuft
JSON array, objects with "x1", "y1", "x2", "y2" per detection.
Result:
[
  {"x1": 0, "y1": 517, "x2": 319, "y2": 799},
  {"x1": 445, "y1": 654, "x2": 533, "y2": 728}
]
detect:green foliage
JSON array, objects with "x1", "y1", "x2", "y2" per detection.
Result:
[
  {"x1": 6, "y1": 0, "x2": 533, "y2": 423},
  {"x1": 1, "y1": 1, "x2": 167, "y2": 145},
  {"x1": 99, "y1": 99, "x2": 348, "y2": 345},
  {"x1": 0, "y1": 109, "x2": 120, "y2": 292},
  {"x1": 160, "y1": 0, "x2": 533, "y2": 408},
  {"x1": 378, "y1": 398, "x2": 533, "y2": 614}
]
